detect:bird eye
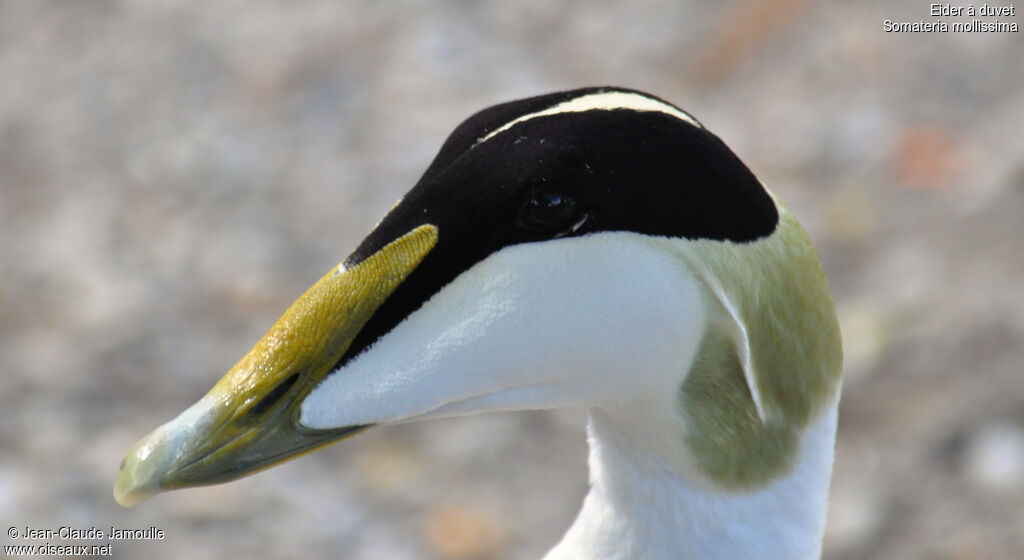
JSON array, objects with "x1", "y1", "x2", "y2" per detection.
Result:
[{"x1": 518, "y1": 193, "x2": 577, "y2": 231}]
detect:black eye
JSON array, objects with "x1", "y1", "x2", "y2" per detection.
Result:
[{"x1": 518, "y1": 193, "x2": 576, "y2": 231}]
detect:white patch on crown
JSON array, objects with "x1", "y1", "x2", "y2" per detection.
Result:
[{"x1": 475, "y1": 90, "x2": 702, "y2": 147}]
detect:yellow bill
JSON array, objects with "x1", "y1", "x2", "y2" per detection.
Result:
[{"x1": 114, "y1": 224, "x2": 438, "y2": 507}]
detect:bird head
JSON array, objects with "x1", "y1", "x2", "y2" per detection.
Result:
[{"x1": 115, "y1": 87, "x2": 841, "y2": 506}]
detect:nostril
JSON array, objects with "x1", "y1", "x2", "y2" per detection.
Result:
[{"x1": 246, "y1": 373, "x2": 300, "y2": 418}]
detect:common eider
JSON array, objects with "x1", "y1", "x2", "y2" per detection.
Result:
[{"x1": 115, "y1": 87, "x2": 842, "y2": 559}]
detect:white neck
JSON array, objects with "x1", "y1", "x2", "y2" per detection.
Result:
[
  {"x1": 545, "y1": 401, "x2": 838, "y2": 560},
  {"x1": 294, "y1": 233, "x2": 840, "y2": 558}
]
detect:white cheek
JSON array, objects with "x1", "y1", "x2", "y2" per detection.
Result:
[{"x1": 300, "y1": 232, "x2": 705, "y2": 429}]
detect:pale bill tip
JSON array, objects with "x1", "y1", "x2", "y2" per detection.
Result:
[{"x1": 112, "y1": 421, "x2": 184, "y2": 507}]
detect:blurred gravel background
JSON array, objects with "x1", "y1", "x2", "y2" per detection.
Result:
[{"x1": 2, "y1": 1, "x2": 1022, "y2": 559}]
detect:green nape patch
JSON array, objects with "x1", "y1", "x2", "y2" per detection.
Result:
[
  {"x1": 677, "y1": 208, "x2": 842, "y2": 489},
  {"x1": 681, "y1": 318, "x2": 798, "y2": 488}
]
